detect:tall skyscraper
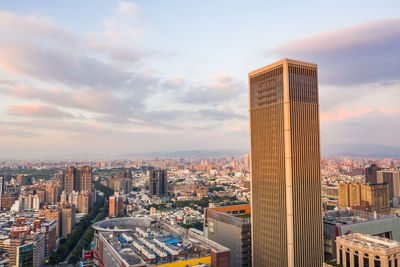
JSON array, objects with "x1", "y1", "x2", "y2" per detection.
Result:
[
  {"x1": 39, "y1": 206, "x2": 61, "y2": 237},
  {"x1": 109, "y1": 194, "x2": 124, "y2": 218},
  {"x1": 0, "y1": 176, "x2": 4, "y2": 209},
  {"x1": 60, "y1": 202, "x2": 76, "y2": 238},
  {"x1": 64, "y1": 166, "x2": 76, "y2": 194},
  {"x1": 377, "y1": 169, "x2": 400, "y2": 200},
  {"x1": 64, "y1": 166, "x2": 92, "y2": 193},
  {"x1": 249, "y1": 59, "x2": 323, "y2": 266},
  {"x1": 148, "y1": 169, "x2": 167, "y2": 197},
  {"x1": 244, "y1": 154, "x2": 250, "y2": 169},
  {"x1": 77, "y1": 165, "x2": 92, "y2": 192},
  {"x1": 365, "y1": 164, "x2": 379, "y2": 184},
  {"x1": 338, "y1": 182, "x2": 390, "y2": 214}
]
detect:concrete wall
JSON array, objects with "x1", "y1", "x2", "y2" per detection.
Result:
[
  {"x1": 208, "y1": 219, "x2": 242, "y2": 267},
  {"x1": 339, "y1": 217, "x2": 400, "y2": 240}
]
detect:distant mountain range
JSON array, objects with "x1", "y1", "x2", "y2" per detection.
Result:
[
  {"x1": 124, "y1": 143, "x2": 400, "y2": 159},
  {"x1": 122, "y1": 150, "x2": 247, "y2": 159},
  {"x1": 4, "y1": 144, "x2": 399, "y2": 160},
  {"x1": 322, "y1": 143, "x2": 400, "y2": 158}
]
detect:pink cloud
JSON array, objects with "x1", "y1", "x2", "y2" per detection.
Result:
[
  {"x1": 320, "y1": 108, "x2": 400, "y2": 123},
  {"x1": 274, "y1": 18, "x2": 400, "y2": 86},
  {"x1": 276, "y1": 19, "x2": 400, "y2": 55},
  {"x1": 7, "y1": 104, "x2": 73, "y2": 119},
  {"x1": 0, "y1": 11, "x2": 76, "y2": 45}
]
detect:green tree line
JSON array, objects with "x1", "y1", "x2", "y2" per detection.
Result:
[
  {"x1": 48, "y1": 198, "x2": 106, "y2": 264},
  {"x1": 67, "y1": 202, "x2": 109, "y2": 264}
]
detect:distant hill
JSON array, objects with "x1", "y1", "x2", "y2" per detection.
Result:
[
  {"x1": 322, "y1": 143, "x2": 400, "y2": 158},
  {"x1": 122, "y1": 149, "x2": 248, "y2": 159}
]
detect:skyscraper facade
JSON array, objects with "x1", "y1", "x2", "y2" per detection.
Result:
[
  {"x1": 338, "y1": 182, "x2": 390, "y2": 213},
  {"x1": 109, "y1": 194, "x2": 124, "y2": 218},
  {"x1": 64, "y1": 166, "x2": 93, "y2": 193},
  {"x1": 0, "y1": 176, "x2": 4, "y2": 209},
  {"x1": 377, "y1": 169, "x2": 400, "y2": 200},
  {"x1": 365, "y1": 164, "x2": 380, "y2": 184},
  {"x1": 249, "y1": 59, "x2": 323, "y2": 266},
  {"x1": 148, "y1": 169, "x2": 167, "y2": 197},
  {"x1": 77, "y1": 165, "x2": 92, "y2": 192},
  {"x1": 244, "y1": 154, "x2": 250, "y2": 169},
  {"x1": 60, "y1": 202, "x2": 76, "y2": 238},
  {"x1": 64, "y1": 166, "x2": 76, "y2": 194}
]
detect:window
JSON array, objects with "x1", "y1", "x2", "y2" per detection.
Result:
[
  {"x1": 209, "y1": 220, "x2": 215, "y2": 233},
  {"x1": 354, "y1": 254, "x2": 359, "y2": 267}
]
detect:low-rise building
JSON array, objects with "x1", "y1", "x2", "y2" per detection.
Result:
[
  {"x1": 92, "y1": 217, "x2": 230, "y2": 267},
  {"x1": 204, "y1": 204, "x2": 251, "y2": 267},
  {"x1": 336, "y1": 233, "x2": 400, "y2": 267},
  {"x1": 324, "y1": 210, "x2": 400, "y2": 260}
]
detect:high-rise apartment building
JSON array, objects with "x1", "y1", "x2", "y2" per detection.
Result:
[
  {"x1": 64, "y1": 166, "x2": 76, "y2": 194},
  {"x1": 10, "y1": 234, "x2": 45, "y2": 267},
  {"x1": 77, "y1": 165, "x2": 92, "y2": 192},
  {"x1": 78, "y1": 192, "x2": 91, "y2": 214},
  {"x1": 9, "y1": 238, "x2": 23, "y2": 266},
  {"x1": 0, "y1": 176, "x2": 4, "y2": 209},
  {"x1": 109, "y1": 194, "x2": 124, "y2": 218},
  {"x1": 64, "y1": 166, "x2": 92, "y2": 194},
  {"x1": 54, "y1": 170, "x2": 64, "y2": 187},
  {"x1": 116, "y1": 169, "x2": 132, "y2": 179},
  {"x1": 19, "y1": 194, "x2": 41, "y2": 211},
  {"x1": 377, "y1": 169, "x2": 400, "y2": 200},
  {"x1": 365, "y1": 164, "x2": 380, "y2": 184},
  {"x1": 249, "y1": 59, "x2": 323, "y2": 266},
  {"x1": 1, "y1": 193, "x2": 17, "y2": 210},
  {"x1": 60, "y1": 202, "x2": 76, "y2": 238},
  {"x1": 244, "y1": 154, "x2": 249, "y2": 169},
  {"x1": 39, "y1": 206, "x2": 61, "y2": 237},
  {"x1": 17, "y1": 175, "x2": 33, "y2": 186},
  {"x1": 37, "y1": 220, "x2": 57, "y2": 259},
  {"x1": 149, "y1": 169, "x2": 167, "y2": 197},
  {"x1": 338, "y1": 182, "x2": 390, "y2": 214},
  {"x1": 16, "y1": 241, "x2": 34, "y2": 267},
  {"x1": 338, "y1": 182, "x2": 361, "y2": 209},
  {"x1": 360, "y1": 183, "x2": 390, "y2": 214}
]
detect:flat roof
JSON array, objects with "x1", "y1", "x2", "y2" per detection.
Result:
[
  {"x1": 95, "y1": 217, "x2": 229, "y2": 266},
  {"x1": 338, "y1": 233, "x2": 400, "y2": 250},
  {"x1": 248, "y1": 58, "x2": 317, "y2": 78}
]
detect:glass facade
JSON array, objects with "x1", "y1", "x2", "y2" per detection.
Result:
[{"x1": 249, "y1": 59, "x2": 323, "y2": 267}]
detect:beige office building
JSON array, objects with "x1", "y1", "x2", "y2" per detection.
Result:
[
  {"x1": 339, "y1": 183, "x2": 361, "y2": 209},
  {"x1": 249, "y1": 59, "x2": 323, "y2": 266},
  {"x1": 338, "y1": 182, "x2": 390, "y2": 214},
  {"x1": 377, "y1": 169, "x2": 400, "y2": 200},
  {"x1": 336, "y1": 233, "x2": 400, "y2": 267}
]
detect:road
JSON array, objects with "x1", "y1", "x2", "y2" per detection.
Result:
[{"x1": 61, "y1": 202, "x2": 106, "y2": 264}]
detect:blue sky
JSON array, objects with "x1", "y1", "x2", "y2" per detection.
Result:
[{"x1": 0, "y1": 0, "x2": 399, "y2": 158}]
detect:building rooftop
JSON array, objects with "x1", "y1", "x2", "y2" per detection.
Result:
[
  {"x1": 94, "y1": 217, "x2": 229, "y2": 266},
  {"x1": 248, "y1": 58, "x2": 318, "y2": 77},
  {"x1": 323, "y1": 209, "x2": 393, "y2": 226},
  {"x1": 337, "y1": 233, "x2": 400, "y2": 252},
  {"x1": 205, "y1": 204, "x2": 251, "y2": 227}
]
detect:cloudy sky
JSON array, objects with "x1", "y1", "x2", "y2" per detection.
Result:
[{"x1": 0, "y1": 0, "x2": 399, "y2": 158}]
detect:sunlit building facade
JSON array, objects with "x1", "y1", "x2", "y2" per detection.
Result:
[{"x1": 249, "y1": 59, "x2": 323, "y2": 266}]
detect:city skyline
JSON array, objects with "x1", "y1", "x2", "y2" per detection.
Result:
[{"x1": 0, "y1": 0, "x2": 399, "y2": 159}]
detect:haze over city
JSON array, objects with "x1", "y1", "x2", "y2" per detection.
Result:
[
  {"x1": 0, "y1": 0, "x2": 399, "y2": 158},
  {"x1": 1, "y1": 1, "x2": 400, "y2": 267}
]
